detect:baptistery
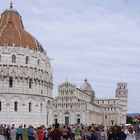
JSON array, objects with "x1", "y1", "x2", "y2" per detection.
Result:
[{"x1": 0, "y1": 3, "x2": 53, "y2": 126}]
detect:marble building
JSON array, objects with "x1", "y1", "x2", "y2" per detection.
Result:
[
  {"x1": 0, "y1": 3, "x2": 53, "y2": 126},
  {"x1": 0, "y1": 4, "x2": 128, "y2": 127},
  {"x1": 52, "y1": 79, "x2": 128, "y2": 126}
]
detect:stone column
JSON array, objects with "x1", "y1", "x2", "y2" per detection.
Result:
[
  {"x1": 59, "y1": 111, "x2": 64, "y2": 124},
  {"x1": 71, "y1": 111, "x2": 75, "y2": 124},
  {"x1": 6, "y1": 103, "x2": 10, "y2": 125},
  {"x1": 48, "y1": 107, "x2": 53, "y2": 125},
  {"x1": 86, "y1": 110, "x2": 90, "y2": 125},
  {"x1": 35, "y1": 104, "x2": 39, "y2": 127},
  {"x1": 22, "y1": 103, "x2": 25, "y2": 126}
]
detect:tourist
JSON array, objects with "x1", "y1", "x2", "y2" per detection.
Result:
[
  {"x1": 115, "y1": 126, "x2": 126, "y2": 140},
  {"x1": 125, "y1": 127, "x2": 136, "y2": 140},
  {"x1": 37, "y1": 126, "x2": 44, "y2": 140},
  {"x1": 67, "y1": 126, "x2": 72, "y2": 140},
  {"x1": 71, "y1": 125, "x2": 76, "y2": 140},
  {"x1": 99, "y1": 127, "x2": 106, "y2": 140},
  {"x1": 62, "y1": 126, "x2": 68, "y2": 140},
  {"x1": 44, "y1": 128, "x2": 51, "y2": 140},
  {"x1": 107, "y1": 127, "x2": 114, "y2": 140},
  {"x1": 6, "y1": 125, "x2": 10, "y2": 140},
  {"x1": 10, "y1": 124, "x2": 17, "y2": 140},
  {"x1": 80, "y1": 126, "x2": 86, "y2": 140},
  {"x1": 95, "y1": 127, "x2": 102, "y2": 140},
  {"x1": 49, "y1": 123, "x2": 62, "y2": 140},
  {"x1": 3, "y1": 124, "x2": 7, "y2": 140},
  {"x1": 0, "y1": 124, "x2": 5, "y2": 140},
  {"x1": 27, "y1": 125, "x2": 34, "y2": 140},
  {"x1": 23, "y1": 124, "x2": 28, "y2": 140},
  {"x1": 17, "y1": 125, "x2": 23, "y2": 140}
]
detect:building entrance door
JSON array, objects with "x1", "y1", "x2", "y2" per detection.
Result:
[
  {"x1": 65, "y1": 116, "x2": 69, "y2": 125},
  {"x1": 77, "y1": 118, "x2": 80, "y2": 124},
  {"x1": 54, "y1": 119, "x2": 57, "y2": 124}
]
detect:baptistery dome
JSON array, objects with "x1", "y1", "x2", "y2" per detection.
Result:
[
  {"x1": 0, "y1": 3, "x2": 44, "y2": 53},
  {"x1": 0, "y1": 3, "x2": 53, "y2": 127}
]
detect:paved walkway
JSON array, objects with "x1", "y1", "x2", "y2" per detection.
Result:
[
  {"x1": 75, "y1": 136, "x2": 81, "y2": 140},
  {"x1": 136, "y1": 132, "x2": 140, "y2": 140}
]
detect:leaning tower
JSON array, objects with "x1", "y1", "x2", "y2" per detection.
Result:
[{"x1": 116, "y1": 82, "x2": 128, "y2": 124}]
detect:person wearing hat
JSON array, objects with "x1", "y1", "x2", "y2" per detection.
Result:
[{"x1": 0, "y1": 124, "x2": 5, "y2": 140}]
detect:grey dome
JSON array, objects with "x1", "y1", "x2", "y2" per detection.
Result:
[{"x1": 80, "y1": 78, "x2": 93, "y2": 91}]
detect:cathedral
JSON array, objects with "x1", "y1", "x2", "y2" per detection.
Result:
[
  {"x1": 0, "y1": 4, "x2": 128, "y2": 127},
  {"x1": 52, "y1": 79, "x2": 128, "y2": 126}
]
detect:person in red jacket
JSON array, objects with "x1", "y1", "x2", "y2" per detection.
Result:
[
  {"x1": 49, "y1": 123, "x2": 62, "y2": 140},
  {"x1": 37, "y1": 126, "x2": 44, "y2": 140}
]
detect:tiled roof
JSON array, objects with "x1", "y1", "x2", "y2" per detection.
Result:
[{"x1": 0, "y1": 4, "x2": 45, "y2": 53}]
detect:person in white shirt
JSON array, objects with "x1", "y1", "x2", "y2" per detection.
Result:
[
  {"x1": 125, "y1": 127, "x2": 136, "y2": 140},
  {"x1": 10, "y1": 124, "x2": 17, "y2": 140}
]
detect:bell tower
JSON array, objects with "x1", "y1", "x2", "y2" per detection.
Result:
[{"x1": 116, "y1": 82, "x2": 128, "y2": 124}]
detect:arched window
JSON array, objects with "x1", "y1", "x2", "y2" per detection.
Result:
[
  {"x1": 12, "y1": 55, "x2": 16, "y2": 63},
  {"x1": 25, "y1": 56, "x2": 29, "y2": 64},
  {"x1": 9, "y1": 77, "x2": 13, "y2": 87},
  {"x1": 29, "y1": 102, "x2": 32, "y2": 112},
  {"x1": 0, "y1": 101, "x2": 1, "y2": 111},
  {"x1": 41, "y1": 90, "x2": 43, "y2": 94},
  {"x1": 29, "y1": 79, "x2": 32, "y2": 88},
  {"x1": 14, "y1": 101, "x2": 18, "y2": 111},
  {"x1": 38, "y1": 59, "x2": 40, "y2": 66},
  {"x1": 40, "y1": 103, "x2": 42, "y2": 113}
]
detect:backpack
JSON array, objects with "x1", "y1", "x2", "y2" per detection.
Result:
[{"x1": 44, "y1": 131, "x2": 48, "y2": 138}]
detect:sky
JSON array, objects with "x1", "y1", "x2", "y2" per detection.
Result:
[{"x1": 1, "y1": 0, "x2": 140, "y2": 113}]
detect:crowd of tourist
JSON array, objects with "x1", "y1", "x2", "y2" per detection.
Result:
[
  {"x1": 79, "y1": 124, "x2": 137, "y2": 140},
  {"x1": 0, "y1": 123, "x2": 76, "y2": 140},
  {"x1": 0, "y1": 123, "x2": 138, "y2": 140}
]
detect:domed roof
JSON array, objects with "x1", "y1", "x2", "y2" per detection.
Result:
[
  {"x1": 80, "y1": 78, "x2": 93, "y2": 92},
  {"x1": 0, "y1": 3, "x2": 45, "y2": 53}
]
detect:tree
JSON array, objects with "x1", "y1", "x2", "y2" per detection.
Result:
[{"x1": 126, "y1": 116, "x2": 133, "y2": 124}]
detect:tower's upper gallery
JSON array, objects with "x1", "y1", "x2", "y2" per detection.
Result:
[{"x1": 0, "y1": 3, "x2": 45, "y2": 53}]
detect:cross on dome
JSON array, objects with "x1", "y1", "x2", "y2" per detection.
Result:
[
  {"x1": 10, "y1": 2, "x2": 13, "y2": 9},
  {"x1": 84, "y1": 78, "x2": 87, "y2": 82}
]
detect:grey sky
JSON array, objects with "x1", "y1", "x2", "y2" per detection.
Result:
[{"x1": 1, "y1": 0, "x2": 140, "y2": 113}]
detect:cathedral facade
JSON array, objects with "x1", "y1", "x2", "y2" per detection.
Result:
[
  {"x1": 0, "y1": 4, "x2": 128, "y2": 127},
  {"x1": 52, "y1": 79, "x2": 128, "y2": 126}
]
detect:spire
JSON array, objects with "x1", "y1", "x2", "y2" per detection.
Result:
[
  {"x1": 84, "y1": 78, "x2": 87, "y2": 82},
  {"x1": 10, "y1": 2, "x2": 13, "y2": 9}
]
